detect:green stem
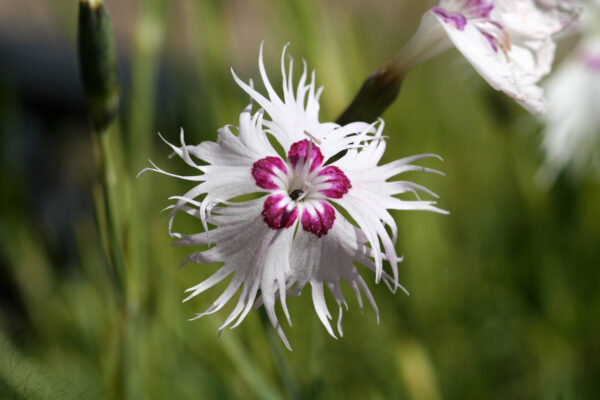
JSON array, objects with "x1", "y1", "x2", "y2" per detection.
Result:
[
  {"x1": 91, "y1": 124, "x2": 128, "y2": 400},
  {"x1": 259, "y1": 310, "x2": 301, "y2": 400},
  {"x1": 92, "y1": 126, "x2": 126, "y2": 304}
]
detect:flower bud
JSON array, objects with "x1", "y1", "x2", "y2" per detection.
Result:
[
  {"x1": 336, "y1": 66, "x2": 403, "y2": 125},
  {"x1": 77, "y1": 0, "x2": 120, "y2": 132}
]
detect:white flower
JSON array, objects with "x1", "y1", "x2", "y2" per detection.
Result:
[
  {"x1": 539, "y1": 1, "x2": 600, "y2": 181},
  {"x1": 393, "y1": 0, "x2": 578, "y2": 114},
  {"x1": 141, "y1": 46, "x2": 446, "y2": 350}
]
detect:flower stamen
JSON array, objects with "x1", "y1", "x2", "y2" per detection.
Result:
[{"x1": 303, "y1": 130, "x2": 321, "y2": 145}]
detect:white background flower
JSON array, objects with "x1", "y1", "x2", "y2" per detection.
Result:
[
  {"x1": 539, "y1": 0, "x2": 600, "y2": 181},
  {"x1": 393, "y1": 0, "x2": 578, "y2": 114}
]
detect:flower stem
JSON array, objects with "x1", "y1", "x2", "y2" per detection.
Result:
[
  {"x1": 259, "y1": 309, "x2": 301, "y2": 400},
  {"x1": 78, "y1": 0, "x2": 125, "y2": 302},
  {"x1": 336, "y1": 13, "x2": 451, "y2": 125},
  {"x1": 92, "y1": 125, "x2": 126, "y2": 304}
]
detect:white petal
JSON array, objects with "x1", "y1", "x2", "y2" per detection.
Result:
[
  {"x1": 232, "y1": 45, "x2": 343, "y2": 150},
  {"x1": 181, "y1": 199, "x2": 296, "y2": 349},
  {"x1": 143, "y1": 114, "x2": 278, "y2": 235},
  {"x1": 497, "y1": 0, "x2": 576, "y2": 40},
  {"x1": 539, "y1": 35, "x2": 600, "y2": 181},
  {"x1": 288, "y1": 214, "x2": 393, "y2": 337},
  {"x1": 433, "y1": 13, "x2": 531, "y2": 108},
  {"x1": 333, "y1": 133, "x2": 447, "y2": 285}
]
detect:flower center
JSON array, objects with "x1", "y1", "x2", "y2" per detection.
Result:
[
  {"x1": 289, "y1": 188, "x2": 304, "y2": 201},
  {"x1": 251, "y1": 139, "x2": 352, "y2": 237}
]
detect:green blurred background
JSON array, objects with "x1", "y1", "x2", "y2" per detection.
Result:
[{"x1": 1, "y1": 0, "x2": 599, "y2": 399}]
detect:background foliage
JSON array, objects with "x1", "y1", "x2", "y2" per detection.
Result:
[{"x1": 1, "y1": 0, "x2": 599, "y2": 399}]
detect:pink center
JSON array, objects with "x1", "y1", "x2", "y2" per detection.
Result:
[{"x1": 251, "y1": 139, "x2": 351, "y2": 237}]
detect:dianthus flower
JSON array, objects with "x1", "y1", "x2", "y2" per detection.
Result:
[
  {"x1": 142, "y1": 46, "x2": 446, "y2": 349},
  {"x1": 394, "y1": 0, "x2": 578, "y2": 114},
  {"x1": 539, "y1": 0, "x2": 600, "y2": 181}
]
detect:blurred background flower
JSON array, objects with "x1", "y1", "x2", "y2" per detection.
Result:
[
  {"x1": 539, "y1": 0, "x2": 600, "y2": 182},
  {"x1": 391, "y1": 0, "x2": 577, "y2": 114},
  {"x1": 0, "y1": 0, "x2": 599, "y2": 399}
]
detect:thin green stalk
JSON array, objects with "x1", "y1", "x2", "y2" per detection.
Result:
[
  {"x1": 91, "y1": 123, "x2": 129, "y2": 400},
  {"x1": 92, "y1": 126, "x2": 126, "y2": 304},
  {"x1": 122, "y1": 2, "x2": 165, "y2": 398},
  {"x1": 218, "y1": 327, "x2": 285, "y2": 400},
  {"x1": 78, "y1": 0, "x2": 125, "y2": 303},
  {"x1": 308, "y1": 315, "x2": 325, "y2": 399},
  {"x1": 125, "y1": 0, "x2": 165, "y2": 308},
  {"x1": 78, "y1": 1, "x2": 128, "y2": 397},
  {"x1": 259, "y1": 310, "x2": 301, "y2": 400}
]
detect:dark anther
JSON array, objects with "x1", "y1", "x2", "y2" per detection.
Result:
[{"x1": 289, "y1": 189, "x2": 304, "y2": 201}]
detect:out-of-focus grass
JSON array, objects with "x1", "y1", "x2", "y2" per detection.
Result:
[{"x1": 1, "y1": 0, "x2": 600, "y2": 399}]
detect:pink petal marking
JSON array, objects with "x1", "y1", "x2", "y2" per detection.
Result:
[
  {"x1": 431, "y1": 7, "x2": 467, "y2": 31},
  {"x1": 463, "y1": 0, "x2": 493, "y2": 19},
  {"x1": 582, "y1": 53, "x2": 600, "y2": 72},
  {"x1": 262, "y1": 194, "x2": 298, "y2": 230},
  {"x1": 252, "y1": 156, "x2": 287, "y2": 190},
  {"x1": 482, "y1": 32, "x2": 498, "y2": 52},
  {"x1": 317, "y1": 166, "x2": 352, "y2": 199},
  {"x1": 301, "y1": 201, "x2": 335, "y2": 237},
  {"x1": 287, "y1": 139, "x2": 324, "y2": 172}
]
